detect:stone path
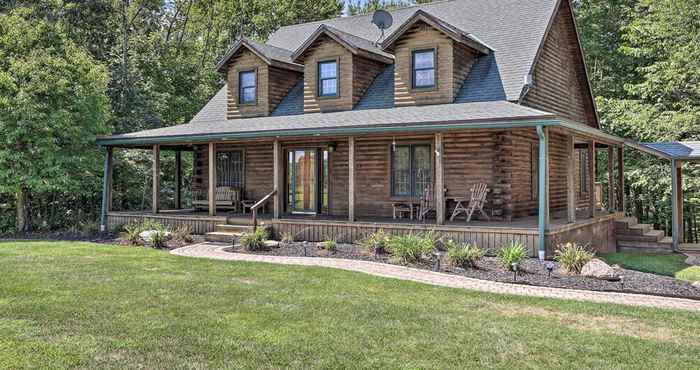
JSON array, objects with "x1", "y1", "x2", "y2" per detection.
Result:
[{"x1": 172, "y1": 243, "x2": 700, "y2": 312}]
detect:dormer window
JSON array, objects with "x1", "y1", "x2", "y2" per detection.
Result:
[
  {"x1": 239, "y1": 70, "x2": 257, "y2": 104},
  {"x1": 318, "y1": 60, "x2": 338, "y2": 97},
  {"x1": 412, "y1": 49, "x2": 436, "y2": 89}
]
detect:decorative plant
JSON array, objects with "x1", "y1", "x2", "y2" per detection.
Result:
[
  {"x1": 320, "y1": 235, "x2": 337, "y2": 252},
  {"x1": 120, "y1": 223, "x2": 142, "y2": 245},
  {"x1": 496, "y1": 241, "x2": 527, "y2": 271},
  {"x1": 172, "y1": 226, "x2": 193, "y2": 243},
  {"x1": 240, "y1": 227, "x2": 268, "y2": 251},
  {"x1": 446, "y1": 240, "x2": 484, "y2": 269},
  {"x1": 149, "y1": 229, "x2": 170, "y2": 249},
  {"x1": 280, "y1": 231, "x2": 295, "y2": 244},
  {"x1": 360, "y1": 229, "x2": 389, "y2": 255},
  {"x1": 386, "y1": 233, "x2": 434, "y2": 264},
  {"x1": 554, "y1": 242, "x2": 594, "y2": 273}
]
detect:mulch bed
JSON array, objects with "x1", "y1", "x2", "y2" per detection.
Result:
[{"x1": 228, "y1": 241, "x2": 700, "y2": 300}]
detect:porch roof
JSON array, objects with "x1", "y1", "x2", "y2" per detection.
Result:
[
  {"x1": 97, "y1": 100, "x2": 559, "y2": 147},
  {"x1": 632, "y1": 142, "x2": 700, "y2": 161}
]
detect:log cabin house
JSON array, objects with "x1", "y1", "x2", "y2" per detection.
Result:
[{"x1": 97, "y1": 0, "x2": 687, "y2": 258}]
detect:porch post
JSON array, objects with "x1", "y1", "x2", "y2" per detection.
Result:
[
  {"x1": 588, "y1": 140, "x2": 596, "y2": 218},
  {"x1": 348, "y1": 136, "x2": 355, "y2": 221},
  {"x1": 152, "y1": 144, "x2": 160, "y2": 214},
  {"x1": 208, "y1": 142, "x2": 216, "y2": 216},
  {"x1": 100, "y1": 147, "x2": 113, "y2": 233},
  {"x1": 617, "y1": 146, "x2": 625, "y2": 213},
  {"x1": 607, "y1": 146, "x2": 615, "y2": 212},
  {"x1": 273, "y1": 139, "x2": 282, "y2": 219},
  {"x1": 671, "y1": 159, "x2": 683, "y2": 250},
  {"x1": 536, "y1": 125, "x2": 549, "y2": 261},
  {"x1": 435, "y1": 133, "x2": 445, "y2": 225},
  {"x1": 175, "y1": 151, "x2": 182, "y2": 210},
  {"x1": 566, "y1": 135, "x2": 576, "y2": 223}
]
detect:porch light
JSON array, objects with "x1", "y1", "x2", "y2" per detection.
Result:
[
  {"x1": 392, "y1": 137, "x2": 396, "y2": 152},
  {"x1": 545, "y1": 262, "x2": 554, "y2": 278},
  {"x1": 328, "y1": 142, "x2": 337, "y2": 152},
  {"x1": 511, "y1": 262, "x2": 519, "y2": 282}
]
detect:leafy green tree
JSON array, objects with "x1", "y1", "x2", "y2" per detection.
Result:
[
  {"x1": 346, "y1": 0, "x2": 432, "y2": 16},
  {"x1": 0, "y1": 12, "x2": 110, "y2": 231}
]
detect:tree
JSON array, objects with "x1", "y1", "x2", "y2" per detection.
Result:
[
  {"x1": 346, "y1": 0, "x2": 432, "y2": 16},
  {"x1": 0, "y1": 11, "x2": 111, "y2": 231}
]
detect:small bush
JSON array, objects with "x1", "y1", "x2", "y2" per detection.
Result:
[
  {"x1": 386, "y1": 233, "x2": 434, "y2": 263},
  {"x1": 280, "y1": 231, "x2": 295, "y2": 244},
  {"x1": 446, "y1": 240, "x2": 484, "y2": 268},
  {"x1": 239, "y1": 227, "x2": 268, "y2": 251},
  {"x1": 555, "y1": 242, "x2": 594, "y2": 273},
  {"x1": 172, "y1": 226, "x2": 193, "y2": 243},
  {"x1": 149, "y1": 229, "x2": 170, "y2": 249},
  {"x1": 361, "y1": 229, "x2": 389, "y2": 255},
  {"x1": 497, "y1": 241, "x2": 527, "y2": 271},
  {"x1": 320, "y1": 235, "x2": 337, "y2": 251},
  {"x1": 120, "y1": 224, "x2": 142, "y2": 245}
]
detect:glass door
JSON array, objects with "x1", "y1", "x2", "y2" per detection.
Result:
[{"x1": 288, "y1": 149, "x2": 318, "y2": 214}]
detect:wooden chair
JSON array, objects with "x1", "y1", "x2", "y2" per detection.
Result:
[
  {"x1": 463, "y1": 183, "x2": 490, "y2": 223},
  {"x1": 418, "y1": 184, "x2": 435, "y2": 221}
]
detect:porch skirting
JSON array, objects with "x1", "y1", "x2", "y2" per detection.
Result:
[{"x1": 107, "y1": 211, "x2": 227, "y2": 235}]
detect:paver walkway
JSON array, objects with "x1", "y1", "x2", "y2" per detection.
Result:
[{"x1": 173, "y1": 243, "x2": 700, "y2": 312}]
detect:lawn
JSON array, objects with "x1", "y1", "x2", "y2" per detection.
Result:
[
  {"x1": 600, "y1": 251, "x2": 700, "y2": 282},
  {"x1": 1, "y1": 242, "x2": 699, "y2": 369}
]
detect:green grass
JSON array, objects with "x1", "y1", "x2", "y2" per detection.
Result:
[
  {"x1": 1, "y1": 241, "x2": 699, "y2": 369},
  {"x1": 600, "y1": 251, "x2": 700, "y2": 283}
]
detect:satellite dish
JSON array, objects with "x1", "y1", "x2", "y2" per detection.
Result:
[
  {"x1": 372, "y1": 9, "x2": 393, "y2": 30},
  {"x1": 371, "y1": 10, "x2": 393, "y2": 44}
]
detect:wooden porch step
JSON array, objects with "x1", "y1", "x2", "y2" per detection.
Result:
[
  {"x1": 613, "y1": 217, "x2": 638, "y2": 231},
  {"x1": 204, "y1": 231, "x2": 242, "y2": 244},
  {"x1": 618, "y1": 223, "x2": 652, "y2": 236},
  {"x1": 617, "y1": 237, "x2": 673, "y2": 254},
  {"x1": 616, "y1": 229, "x2": 665, "y2": 243},
  {"x1": 680, "y1": 243, "x2": 700, "y2": 252},
  {"x1": 215, "y1": 224, "x2": 253, "y2": 233}
]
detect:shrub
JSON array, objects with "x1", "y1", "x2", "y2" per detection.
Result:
[
  {"x1": 361, "y1": 229, "x2": 389, "y2": 255},
  {"x1": 386, "y1": 233, "x2": 434, "y2": 263},
  {"x1": 280, "y1": 231, "x2": 295, "y2": 244},
  {"x1": 120, "y1": 224, "x2": 143, "y2": 245},
  {"x1": 496, "y1": 241, "x2": 527, "y2": 271},
  {"x1": 172, "y1": 226, "x2": 193, "y2": 243},
  {"x1": 149, "y1": 229, "x2": 170, "y2": 249},
  {"x1": 555, "y1": 242, "x2": 594, "y2": 273},
  {"x1": 320, "y1": 235, "x2": 337, "y2": 251},
  {"x1": 446, "y1": 240, "x2": 484, "y2": 268},
  {"x1": 239, "y1": 227, "x2": 268, "y2": 251}
]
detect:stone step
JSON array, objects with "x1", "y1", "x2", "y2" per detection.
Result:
[
  {"x1": 215, "y1": 224, "x2": 253, "y2": 233},
  {"x1": 619, "y1": 223, "x2": 652, "y2": 236},
  {"x1": 614, "y1": 217, "x2": 638, "y2": 230},
  {"x1": 204, "y1": 231, "x2": 242, "y2": 243},
  {"x1": 616, "y1": 229, "x2": 665, "y2": 243},
  {"x1": 617, "y1": 238, "x2": 673, "y2": 254},
  {"x1": 680, "y1": 243, "x2": 700, "y2": 252}
]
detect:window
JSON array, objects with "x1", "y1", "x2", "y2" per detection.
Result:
[
  {"x1": 391, "y1": 144, "x2": 432, "y2": 197},
  {"x1": 579, "y1": 150, "x2": 589, "y2": 195},
  {"x1": 239, "y1": 70, "x2": 256, "y2": 104},
  {"x1": 318, "y1": 60, "x2": 338, "y2": 97},
  {"x1": 412, "y1": 49, "x2": 436, "y2": 89},
  {"x1": 216, "y1": 150, "x2": 244, "y2": 189}
]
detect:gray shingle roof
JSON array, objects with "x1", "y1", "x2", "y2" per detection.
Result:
[
  {"x1": 268, "y1": 0, "x2": 558, "y2": 101},
  {"x1": 291, "y1": 24, "x2": 394, "y2": 62},
  {"x1": 640, "y1": 142, "x2": 700, "y2": 160},
  {"x1": 100, "y1": 101, "x2": 556, "y2": 145},
  {"x1": 216, "y1": 37, "x2": 301, "y2": 73},
  {"x1": 271, "y1": 79, "x2": 304, "y2": 116},
  {"x1": 354, "y1": 64, "x2": 395, "y2": 110}
]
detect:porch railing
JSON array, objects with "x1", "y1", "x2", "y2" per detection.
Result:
[{"x1": 252, "y1": 189, "x2": 276, "y2": 229}]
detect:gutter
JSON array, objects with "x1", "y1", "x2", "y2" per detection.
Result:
[{"x1": 97, "y1": 118, "x2": 561, "y2": 147}]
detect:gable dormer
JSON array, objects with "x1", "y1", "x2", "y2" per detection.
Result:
[
  {"x1": 291, "y1": 25, "x2": 393, "y2": 113},
  {"x1": 381, "y1": 10, "x2": 491, "y2": 107},
  {"x1": 216, "y1": 37, "x2": 303, "y2": 119}
]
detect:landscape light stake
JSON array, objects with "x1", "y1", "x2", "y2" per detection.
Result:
[
  {"x1": 545, "y1": 262, "x2": 554, "y2": 278},
  {"x1": 511, "y1": 262, "x2": 519, "y2": 283},
  {"x1": 433, "y1": 255, "x2": 441, "y2": 272},
  {"x1": 620, "y1": 275, "x2": 624, "y2": 290},
  {"x1": 303, "y1": 241, "x2": 307, "y2": 256}
]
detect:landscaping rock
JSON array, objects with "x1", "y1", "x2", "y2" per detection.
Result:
[
  {"x1": 264, "y1": 240, "x2": 280, "y2": 248},
  {"x1": 581, "y1": 259, "x2": 619, "y2": 281},
  {"x1": 139, "y1": 230, "x2": 170, "y2": 243}
]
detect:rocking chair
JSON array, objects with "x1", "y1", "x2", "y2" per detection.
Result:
[{"x1": 451, "y1": 183, "x2": 490, "y2": 223}]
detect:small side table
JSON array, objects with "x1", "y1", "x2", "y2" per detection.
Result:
[
  {"x1": 241, "y1": 200, "x2": 257, "y2": 214},
  {"x1": 448, "y1": 197, "x2": 469, "y2": 221},
  {"x1": 392, "y1": 203, "x2": 415, "y2": 220}
]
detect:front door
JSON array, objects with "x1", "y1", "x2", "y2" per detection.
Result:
[{"x1": 288, "y1": 149, "x2": 319, "y2": 214}]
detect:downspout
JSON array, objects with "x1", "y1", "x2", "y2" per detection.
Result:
[
  {"x1": 536, "y1": 125, "x2": 547, "y2": 261},
  {"x1": 99, "y1": 147, "x2": 111, "y2": 233}
]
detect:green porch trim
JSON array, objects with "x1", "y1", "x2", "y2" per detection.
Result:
[
  {"x1": 96, "y1": 118, "x2": 561, "y2": 147},
  {"x1": 537, "y1": 125, "x2": 547, "y2": 260},
  {"x1": 100, "y1": 147, "x2": 112, "y2": 233}
]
